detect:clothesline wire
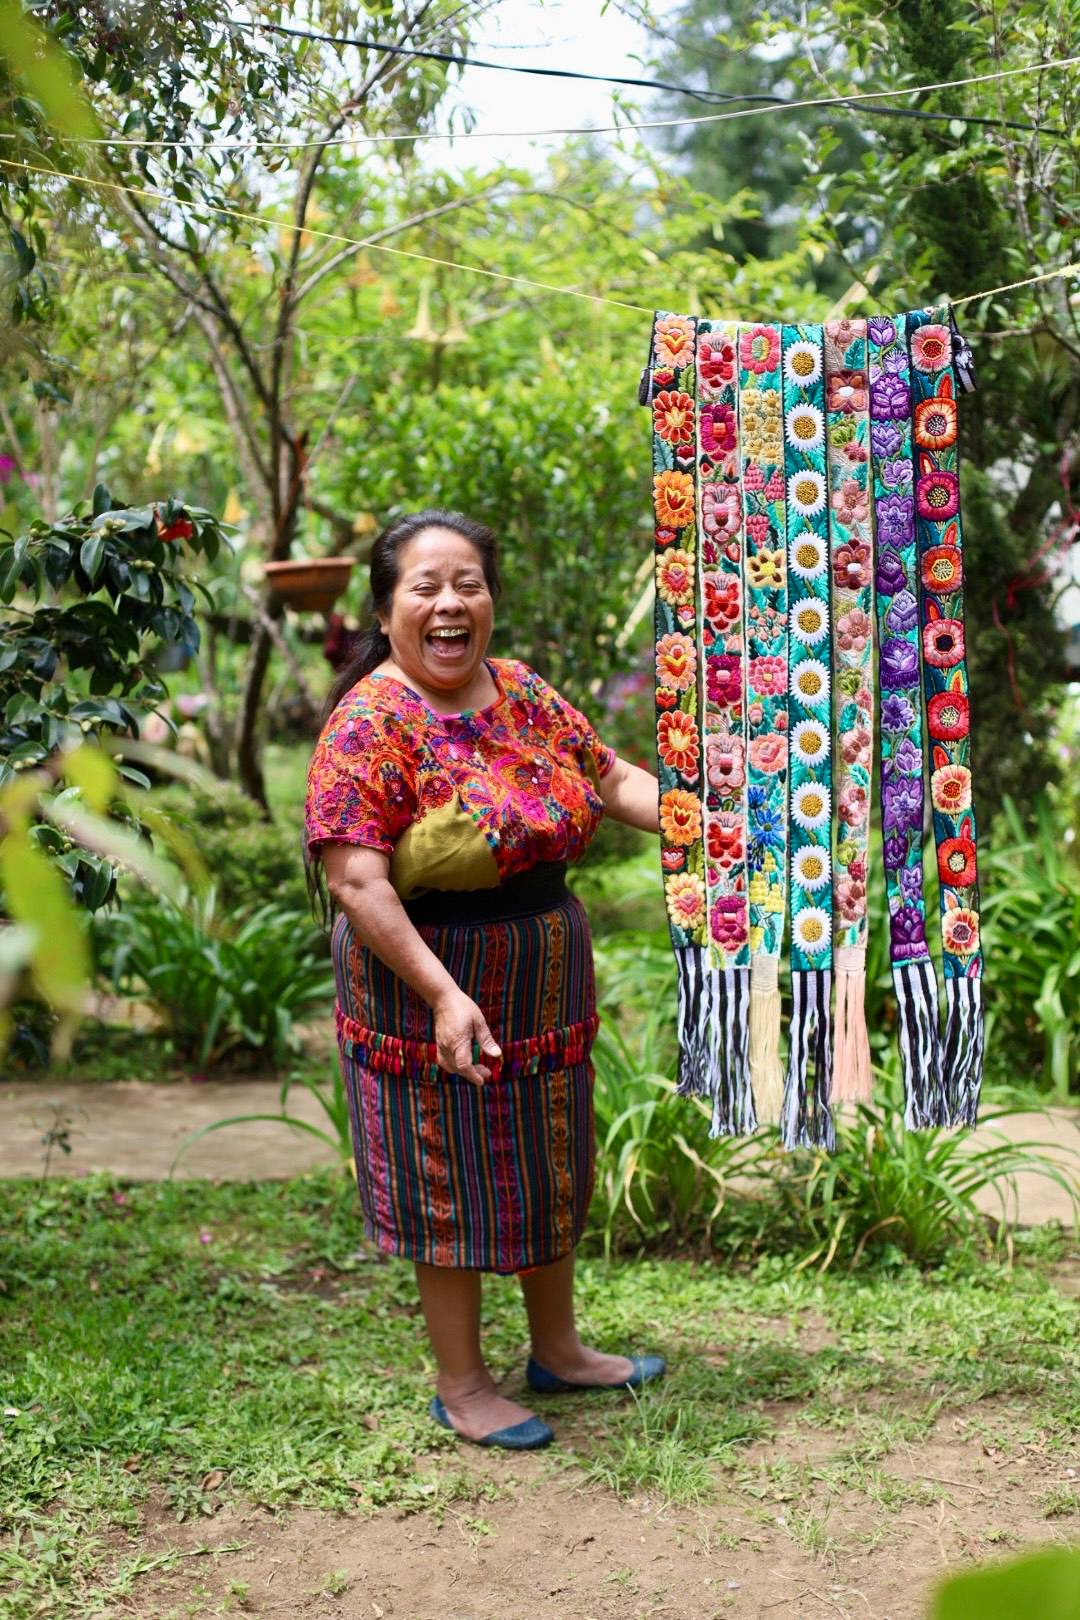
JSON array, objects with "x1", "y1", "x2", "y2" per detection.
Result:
[
  {"x1": 1, "y1": 154, "x2": 1077, "y2": 318},
  {"x1": 10, "y1": 51, "x2": 1077, "y2": 152},
  {"x1": 225, "y1": 15, "x2": 1062, "y2": 139}
]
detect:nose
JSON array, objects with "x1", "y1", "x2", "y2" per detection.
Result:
[{"x1": 433, "y1": 581, "x2": 468, "y2": 615}]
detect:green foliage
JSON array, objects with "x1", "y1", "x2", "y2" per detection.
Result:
[
  {"x1": 149, "y1": 779, "x2": 310, "y2": 919},
  {"x1": 932, "y1": 1547, "x2": 1080, "y2": 1620},
  {"x1": 0, "y1": 488, "x2": 224, "y2": 785},
  {"x1": 774, "y1": 1085, "x2": 1079, "y2": 1269},
  {"x1": 335, "y1": 362, "x2": 652, "y2": 710},
  {"x1": 981, "y1": 797, "x2": 1080, "y2": 1099},
  {"x1": 94, "y1": 892, "x2": 333, "y2": 1067},
  {"x1": 589, "y1": 1019, "x2": 771, "y2": 1256}
]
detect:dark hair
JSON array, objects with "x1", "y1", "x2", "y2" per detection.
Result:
[
  {"x1": 321, "y1": 507, "x2": 501, "y2": 721},
  {"x1": 307, "y1": 508, "x2": 500, "y2": 927}
]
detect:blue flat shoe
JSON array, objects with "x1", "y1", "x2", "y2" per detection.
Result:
[
  {"x1": 429, "y1": 1394, "x2": 554, "y2": 1450},
  {"x1": 525, "y1": 1354, "x2": 667, "y2": 1394}
]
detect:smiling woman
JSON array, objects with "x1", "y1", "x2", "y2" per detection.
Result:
[{"x1": 304, "y1": 510, "x2": 665, "y2": 1454}]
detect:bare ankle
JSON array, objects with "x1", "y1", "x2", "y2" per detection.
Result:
[{"x1": 436, "y1": 1368, "x2": 495, "y2": 1404}]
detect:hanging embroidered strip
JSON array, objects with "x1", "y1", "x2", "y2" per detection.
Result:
[
  {"x1": 780, "y1": 324, "x2": 835, "y2": 1150},
  {"x1": 697, "y1": 320, "x2": 755, "y2": 1136},
  {"x1": 737, "y1": 324, "x2": 789, "y2": 1124},
  {"x1": 908, "y1": 307, "x2": 985, "y2": 1125},
  {"x1": 823, "y1": 319, "x2": 874, "y2": 1103},
  {"x1": 641, "y1": 303, "x2": 986, "y2": 1145},
  {"x1": 867, "y1": 313, "x2": 946, "y2": 1129},
  {"x1": 648, "y1": 311, "x2": 712, "y2": 1099}
]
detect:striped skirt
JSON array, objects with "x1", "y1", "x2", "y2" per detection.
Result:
[{"x1": 331, "y1": 894, "x2": 598, "y2": 1272}]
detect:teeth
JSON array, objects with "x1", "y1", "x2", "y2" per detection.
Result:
[{"x1": 430, "y1": 628, "x2": 468, "y2": 639}]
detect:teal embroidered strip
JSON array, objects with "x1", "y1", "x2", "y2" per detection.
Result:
[
  {"x1": 907, "y1": 305, "x2": 985, "y2": 1124},
  {"x1": 823, "y1": 317, "x2": 874, "y2": 1101},
  {"x1": 696, "y1": 319, "x2": 754, "y2": 1134},
  {"x1": 737, "y1": 323, "x2": 788, "y2": 1118},
  {"x1": 780, "y1": 323, "x2": 834, "y2": 1149},
  {"x1": 868, "y1": 313, "x2": 946, "y2": 1128}
]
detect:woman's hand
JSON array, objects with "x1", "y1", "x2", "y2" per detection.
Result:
[{"x1": 432, "y1": 986, "x2": 502, "y2": 1085}]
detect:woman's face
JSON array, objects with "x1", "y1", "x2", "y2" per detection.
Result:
[{"x1": 379, "y1": 527, "x2": 494, "y2": 692}]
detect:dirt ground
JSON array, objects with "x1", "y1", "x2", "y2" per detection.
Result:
[
  {"x1": 5, "y1": 1072, "x2": 1078, "y2": 1617},
  {"x1": 112, "y1": 1397, "x2": 1080, "y2": 1620}
]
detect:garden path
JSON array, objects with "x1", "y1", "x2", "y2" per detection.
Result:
[{"x1": 0, "y1": 1075, "x2": 1076, "y2": 1224}]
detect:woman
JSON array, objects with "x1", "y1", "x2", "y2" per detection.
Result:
[{"x1": 305, "y1": 509, "x2": 665, "y2": 1452}]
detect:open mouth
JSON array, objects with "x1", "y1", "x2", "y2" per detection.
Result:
[{"x1": 426, "y1": 625, "x2": 471, "y2": 654}]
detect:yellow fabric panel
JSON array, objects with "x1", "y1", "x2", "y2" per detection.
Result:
[{"x1": 389, "y1": 791, "x2": 500, "y2": 900}]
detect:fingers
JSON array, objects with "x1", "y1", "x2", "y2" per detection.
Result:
[
  {"x1": 434, "y1": 1003, "x2": 502, "y2": 1086},
  {"x1": 474, "y1": 1014, "x2": 502, "y2": 1063}
]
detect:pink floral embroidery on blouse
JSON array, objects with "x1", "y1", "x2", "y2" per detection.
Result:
[{"x1": 305, "y1": 658, "x2": 616, "y2": 884}]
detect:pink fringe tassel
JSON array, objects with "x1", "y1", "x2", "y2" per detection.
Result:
[{"x1": 831, "y1": 944, "x2": 872, "y2": 1104}]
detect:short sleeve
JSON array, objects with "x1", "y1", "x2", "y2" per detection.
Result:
[
  {"x1": 512, "y1": 662, "x2": 617, "y2": 785},
  {"x1": 305, "y1": 689, "x2": 419, "y2": 856}
]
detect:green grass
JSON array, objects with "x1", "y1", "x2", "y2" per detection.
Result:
[{"x1": 1, "y1": 1173, "x2": 1078, "y2": 1618}]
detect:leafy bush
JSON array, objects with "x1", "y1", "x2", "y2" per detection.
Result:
[
  {"x1": 772, "y1": 1080, "x2": 1078, "y2": 1269},
  {"x1": 149, "y1": 780, "x2": 310, "y2": 919},
  {"x1": 95, "y1": 892, "x2": 334, "y2": 1067},
  {"x1": 980, "y1": 796, "x2": 1080, "y2": 1099},
  {"x1": 589, "y1": 1018, "x2": 771, "y2": 1257}
]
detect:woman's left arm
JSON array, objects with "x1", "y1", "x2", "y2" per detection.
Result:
[{"x1": 598, "y1": 755, "x2": 660, "y2": 833}]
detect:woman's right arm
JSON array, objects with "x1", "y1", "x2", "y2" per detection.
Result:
[{"x1": 320, "y1": 842, "x2": 501, "y2": 1086}]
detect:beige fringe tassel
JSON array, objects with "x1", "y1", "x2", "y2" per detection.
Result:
[
  {"x1": 831, "y1": 943, "x2": 872, "y2": 1103},
  {"x1": 749, "y1": 953, "x2": 784, "y2": 1124}
]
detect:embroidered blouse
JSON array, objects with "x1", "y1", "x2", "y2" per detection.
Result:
[{"x1": 305, "y1": 658, "x2": 616, "y2": 899}]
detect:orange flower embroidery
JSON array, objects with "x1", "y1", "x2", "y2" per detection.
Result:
[
  {"x1": 653, "y1": 469, "x2": 695, "y2": 529},
  {"x1": 660, "y1": 788, "x2": 702, "y2": 846}
]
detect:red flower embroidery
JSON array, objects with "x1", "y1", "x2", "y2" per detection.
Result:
[{"x1": 927, "y1": 691, "x2": 970, "y2": 741}]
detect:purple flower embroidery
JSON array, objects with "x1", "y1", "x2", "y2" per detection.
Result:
[
  {"x1": 883, "y1": 832, "x2": 907, "y2": 870},
  {"x1": 882, "y1": 775, "x2": 923, "y2": 833},
  {"x1": 868, "y1": 316, "x2": 896, "y2": 348},
  {"x1": 881, "y1": 457, "x2": 913, "y2": 489},
  {"x1": 890, "y1": 903, "x2": 927, "y2": 960},
  {"x1": 876, "y1": 494, "x2": 915, "y2": 549},
  {"x1": 900, "y1": 865, "x2": 924, "y2": 903},
  {"x1": 871, "y1": 375, "x2": 910, "y2": 421},
  {"x1": 870, "y1": 420, "x2": 902, "y2": 459},
  {"x1": 886, "y1": 589, "x2": 919, "y2": 635},
  {"x1": 876, "y1": 550, "x2": 907, "y2": 597},
  {"x1": 881, "y1": 693, "x2": 914, "y2": 732},
  {"x1": 892, "y1": 735, "x2": 923, "y2": 776},
  {"x1": 880, "y1": 637, "x2": 919, "y2": 691}
]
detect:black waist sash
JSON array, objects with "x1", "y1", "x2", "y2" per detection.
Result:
[{"x1": 402, "y1": 861, "x2": 570, "y2": 926}]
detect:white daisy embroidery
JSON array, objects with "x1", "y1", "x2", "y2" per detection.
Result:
[
  {"x1": 793, "y1": 906, "x2": 832, "y2": 955},
  {"x1": 792, "y1": 781, "x2": 831, "y2": 831},
  {"x1": 790, "y1": 599, "x2": 828, "y2": 647},
  {"x1": 783, "y1": 402, "x2": 824, "y2": 453},
  {"x1": 791, "y1": 657, "x2": 831, "y2": 705},
  {"x1": 787, "y1": 470, "x2": 827, "y2": 518},
  {"x1": 789, "y1": 534, "x2": 827, "y2": 581},
  {"x1": 792, "y1": 844, "x2": 831, "y2": 893},
  {"x1": 782, "y1": 340, "x2": 823, "y2": 389},
  {"x1": 792, "y1": 718, "x2": 830, "y2": 766}
]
